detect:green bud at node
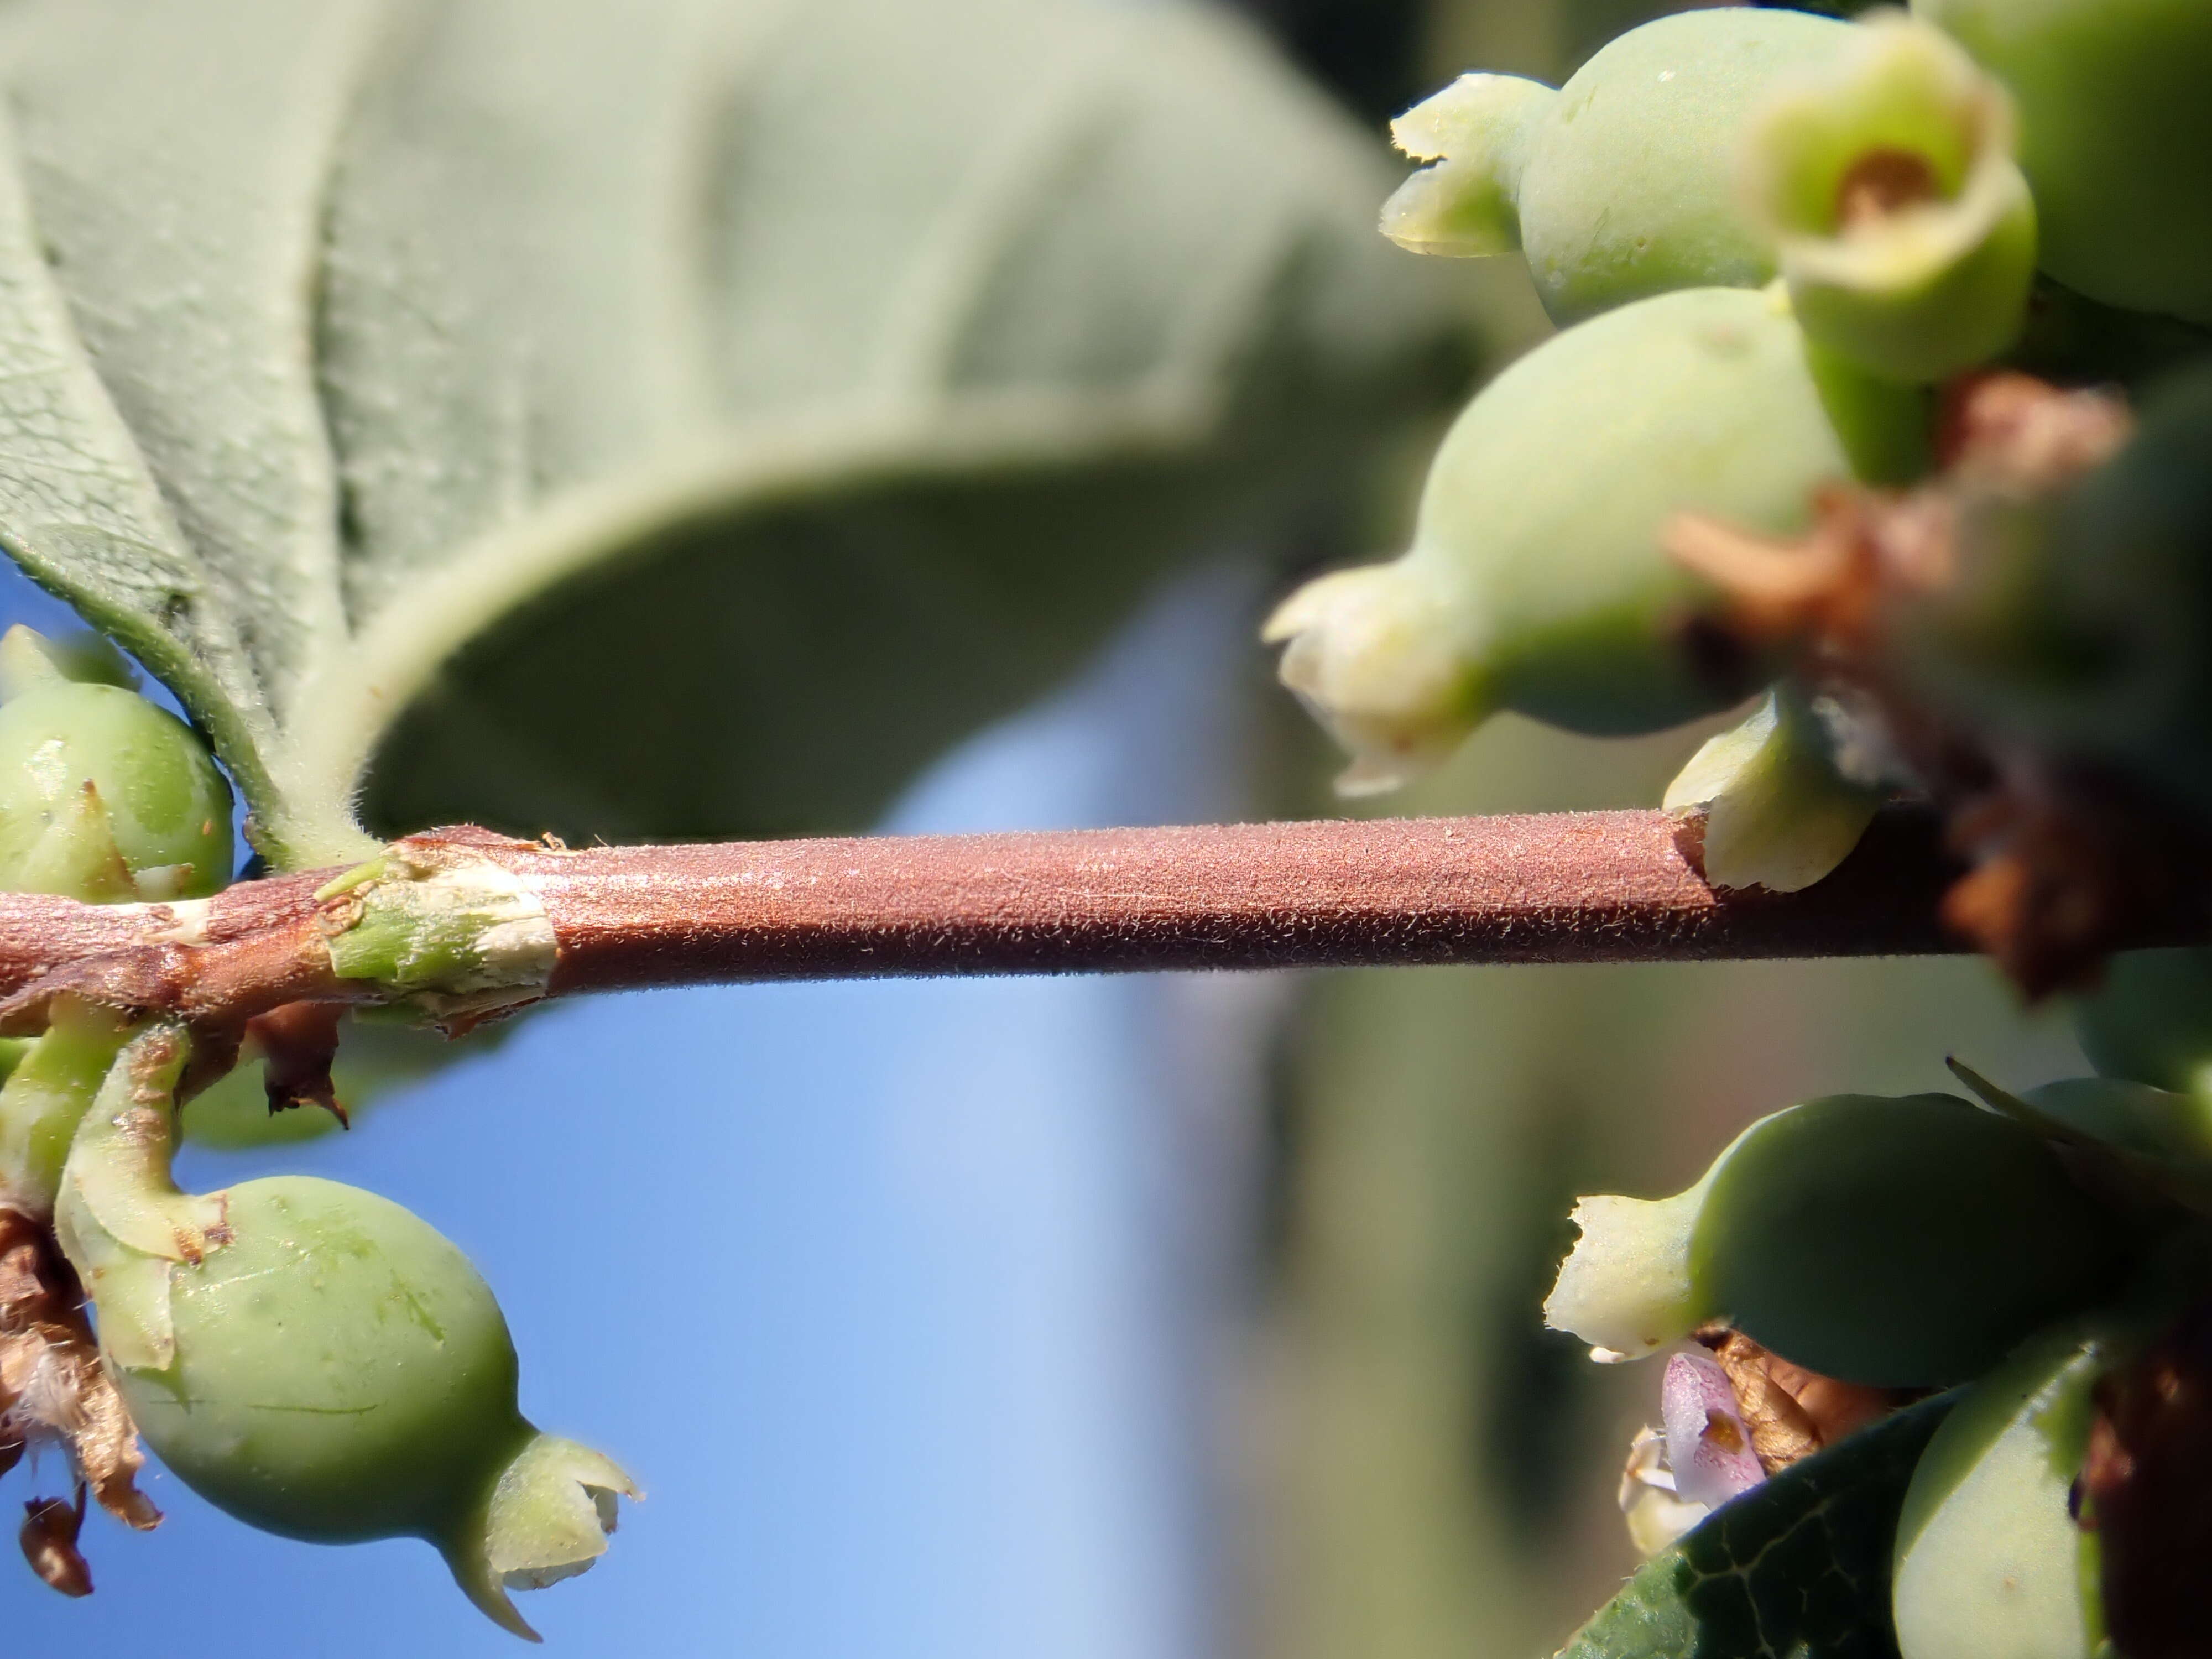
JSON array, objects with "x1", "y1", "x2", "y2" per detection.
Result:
[
  {"x1": 53, "y1": 1027, "x2": 637, "y2": 1640},
  {"x1": 1545, "y1": 1093, "x2": 2127, "y2": 1385},
  {"x1": 1742, "y1": 11, "x2": 2036, "y2": 382},
  {"x1": 1380, "y1": 74, "x2": 1552, "y2": 259},
  {"x1": 1384, "y1": 8, "x2": 1851, "y2": 325},
  {"x1": 1914, "y1": 0, "x2": 2212, "y2": 328},
  {"x1": 1265, "y1": 286, "x2": 1861, "y2": 792},
  {"x1": 1892, "y1": 1318, "x2": 2109, "y2": 1659},
  {"x1": 0, "y1": 625, "x2": 231, "y2": 902},
  {"x1": 1662, "y1": 684, "x2": 1888, "y2": 891}
]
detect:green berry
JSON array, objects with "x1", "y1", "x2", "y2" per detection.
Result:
[
  {"x1": 1264, "y1": 285, "x2": 1894, "y2": 792},
  {"x1": 1891, "y1": 1318, "x2": 2107, "y2": 1659},
  {"x1": 1741, "y1": 12, "x2": 2037, "y2": 382},
  {"x1": 1948, "y1": 1058, "x2": 2212, "y2": 1213},
  {"x1": 115, "y1": 1175, "x2": 525, "y2": 1541},
  {"x1": 2007, "y1": 276, "x2": 2212, "y2": 393},
  {"x1": 53, "y1": 1027, "x2": 635, "y2": 1639},
  {"x1": 1914, "y1": 0, "x2": 2212, "y2": 327},
  {"x1": 1384, "y1": 8, "x2": 1850, "y2": 324},
  {"x1": 2028, "y1": 1077, "x2": 2212, "y2": 1172},
  {"x1": 1545, "y1": 1092, "x2": 2127, "y2": 1386},
  {"x1": 2076, "y1": 949, "x2": 2212, "y2": 1097},
  {"x1": 0, "y1": 626, "x2": 232, "y2": 901}
]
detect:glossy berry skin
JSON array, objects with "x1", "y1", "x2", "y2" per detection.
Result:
[
  {"x1": 1386, "y1": 8, "x2": 1849, "y2": 325},
  {"x1": 1891, "y1": 1319, "x2": 2105, "y2": 1659},
  {"x1": 0, "y1": 679, "x2": 231, "y2": 900},
  {"x1": 114, "y1": 1175, "x2": 526, "y2": 1544},
  {"x1": 1914, "y1": 0, "x2": 2212, "y2": 326},
  {"x1": 1266, "y1": 285, "x2": 1877, "y2": 792}
]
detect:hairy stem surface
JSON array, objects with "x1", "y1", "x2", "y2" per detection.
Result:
[{"x1": 0, "y1": 808, "x2": 2198, "y2": 1034}]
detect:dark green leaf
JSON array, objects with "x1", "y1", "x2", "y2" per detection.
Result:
[{"x1": 1557, "y1": 1392, "x2": 1955, "y2": 1659}]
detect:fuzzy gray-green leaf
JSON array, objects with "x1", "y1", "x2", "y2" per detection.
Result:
[{"x1": 0, "y1": 0, "x2": 1465, "y2": 865}]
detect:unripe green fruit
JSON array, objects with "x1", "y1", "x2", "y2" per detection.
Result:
[
  {"x1": 2024, "y1": 1076, "x2": 2212, "y2": 1175},
  {"x1": 54, "y1": 1029, "x2": 634, "y2": 1639},
  {"x1": 1741, "y1": 12, "x2": 2037, "y2": 382},
  {"x1": 1891, "y1": 1318, "x2": 2106, "y2": 1659},
  {"x1": 2077, "y1": 948, "x2": 2212, "y2": 1097},
  {"x1": 0, "y1": 628, "x2": 231, "y2": 901},
  {"x1": 116, "y1": 1175, "x2": 523, "y2": 1544},
  {"x1": 1384, "y1": 8, "x2": 1849, "y2": 325},
  {"x1": 1694, "y1": 1094, "x2": 2124, "y2": 1384},
  {"x1": 1546, "y1": 1093, "x2": 2126, "y2": 1386},
  {"x1": 2007, "y1": 277, "x2": 2212, "y2": 394},
  {"x1": 1914, "y1": 0, "x2": 2212, "y2": 327},
  {"x1": 2079, "y1": 947, "x2": 2212, "y2": 1119},
  {"x1": 1265, "y1": 286, "x2": 1904, "y2": 792}
]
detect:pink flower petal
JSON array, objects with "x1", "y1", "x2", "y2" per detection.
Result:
[{"x1": 1662, "y1": 1348, "x2": 1767, "y2": 1509}]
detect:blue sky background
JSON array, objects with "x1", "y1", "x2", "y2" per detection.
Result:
[{"x1": 3, "y1": 558, "x2": 1271, "y2": 1658}]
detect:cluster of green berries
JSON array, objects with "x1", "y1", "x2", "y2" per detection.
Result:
[
  {"x1": 1273, "y1": 2, "x2": 2211, "y2": 847},
  {"x1": 0, "y1": 628, "x2": 627, "y2": 1637},
  {"x1": 1265, "y1": 4, "x2": 2212, "y2": 1654}
]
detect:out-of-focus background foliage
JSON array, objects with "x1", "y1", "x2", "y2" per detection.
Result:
[
  {"x1": 1245, "y1": 6, "x2": 2073, "y2": 1657},
  {"x1": 1243, "y1": 7, "x2": 2074, "y2": 1658},
  {"x1": 7, "y1": 1, "x2": 2074, "y2": 1655}
]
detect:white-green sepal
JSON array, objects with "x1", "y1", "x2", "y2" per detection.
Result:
[
  {"x1": 52, "y1": 1025, "x2": 229, "y2": 1371},
  {"x1": 1544, "y1": 1174, "x2": 1719, "y2": 1362},
  {"x1": 1261, "y1": 562, "x2": 1486, "y2": 797},
  {"x1": 443, "y1": 1431, "x2": 643, "y2": 1642},
  {"x1": 1380, "y1": 74, "x2": 1553, "y2": 257}
]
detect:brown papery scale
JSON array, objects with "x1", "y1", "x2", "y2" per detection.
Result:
[{"x1": 0, "y1": 1203, "x2": 161, "y2": 1598}]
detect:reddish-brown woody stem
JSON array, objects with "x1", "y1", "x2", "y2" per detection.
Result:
[
  {"x1": 526, "y1": 805, "x2": 1978, "y2": 985},
  {"x1": 0, "y1": 804, "x2": 2101, "y2": 1026},
  {"x1": 1, "y1": 806, "x2": 2206, "y2": 1031}
]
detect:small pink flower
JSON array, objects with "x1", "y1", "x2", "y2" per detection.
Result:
[{"x1": 1662, "y1": 1348, "x2": 1767, "y2": 1509}]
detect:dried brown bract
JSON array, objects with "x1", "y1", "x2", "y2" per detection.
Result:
[
  {"x1": 20, "y1": 1486, "x2": 92, "y2": 1598},
  {"x1": 0, "y1": 1203, "x2": 160, "y2": 1597},
  {"x1": 1667, "y1": 372, "x2": 2200, "y2": 992},
  {"x1": 243, "y1": 1000, "x2": 349, "y2": 1125}
]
